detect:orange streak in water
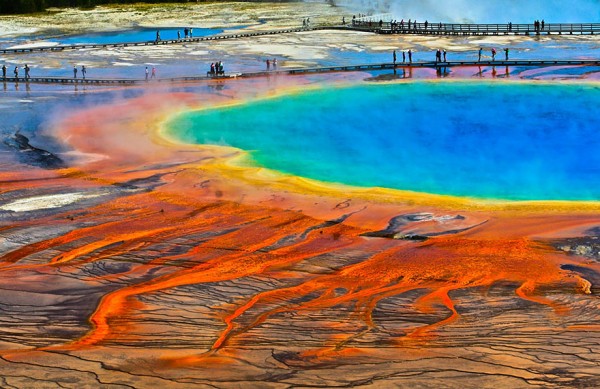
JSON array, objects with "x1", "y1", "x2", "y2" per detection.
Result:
[{"x1": 2, "y1": 83, "x2": 598, "y2": 368}]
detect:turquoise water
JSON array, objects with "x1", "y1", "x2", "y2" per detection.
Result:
[
  {"x1": 168, "y1": 82, "x2": 600, "y2": 200},
  {"x1": 58, "y1": 27, "x2": 222, "y2": 45}
]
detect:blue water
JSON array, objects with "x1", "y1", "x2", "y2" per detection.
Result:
[
  {"x1": 168, "y1": 82, "x2": 600, "y2": 200},
  {"x1": 57, "y1": 27, "x2": 223, "y2": 45}
]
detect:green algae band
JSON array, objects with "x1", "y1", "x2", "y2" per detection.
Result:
[{"x1": 168, "y1": 82, "x2": 600, "y2": 201}]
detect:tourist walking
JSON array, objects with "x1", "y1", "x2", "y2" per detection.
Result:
[
  {"x1": 2, "y1": 64, "x2": 6, "y2": 80},
  {"x1": 24, "y1": 64, "x2": 30, "y2": 79},
  {"x1": 504, "y1": 48, "x2": 509, "y2": 60},
  {"x1": 73, "y1": 66, "x2": 77, "y2": 79},
  {"x1": 13, "y1": 66, "x2": 18, "y2": 81},
  {"x1": 478, "y1": 47, "x2": 483, "y2": 61}
]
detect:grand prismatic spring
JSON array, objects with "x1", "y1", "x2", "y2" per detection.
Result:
[{"x1": 1, "y1": 1, "x2": 600, "y2": 388}]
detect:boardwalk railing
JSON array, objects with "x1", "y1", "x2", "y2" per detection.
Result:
[
  {"x1": 283, "y1": 59, "x2": 600, "y2": 74},
  {"x1": 2, "y1": 59, "x2": 599, "y2": 85},
  {"x1": 352, "y1": 21, "x2": 600, "y2": 36}
]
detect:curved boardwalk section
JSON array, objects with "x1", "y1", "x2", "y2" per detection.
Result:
[
  {"x1": 3, "y1": 22, "x2": 599, "y2": 55},
  {"x1": 0, "y1": 26, "x2": 315, "y2": 54}
]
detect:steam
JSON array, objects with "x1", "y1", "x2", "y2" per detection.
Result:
[{"x1": 336, "y1": 0, "x2": 600, "y2": 23}]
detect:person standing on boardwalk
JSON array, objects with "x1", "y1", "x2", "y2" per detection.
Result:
[
  {"x1": 504, "y1": 48, "x2": 509, "y2": 60},
  {"x1": 73, "y1": 66, "x2": 77, "y2": 79},
  {"x1": 478, "y1": 47, "x2": 483, "y2": 61},
  {"x1": 24, "y1": 64, "x2": 30, "y2": 79},
  {"x1": 393, "y1": 50, "x2": 397, "y2": 65},
  {"x1": 151, "y1": 66, "x2": 156, "y2": 79},
  {"x1": 81, "y1": 65, "x2": 86, "y2": 79},
  {"x1": 2, "y1": 64, "x2": 6, "y2": 80}
]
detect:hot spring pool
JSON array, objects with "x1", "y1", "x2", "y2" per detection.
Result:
[
  {"x1": 167, "y1": 82, "x2": 600, "y2": 201},
  {"x1": 57, "y1": 27, "x2": 223, "y2": 45}
]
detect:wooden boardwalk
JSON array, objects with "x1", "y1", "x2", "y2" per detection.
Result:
[
  {"x1": 2, "y1": 59, "x2": 599, "y2": 86},
  {"x1": 4, "y1": 21, "x2": 599, "y2": 55},
  {"x1": 0, "y1": 26, "x2": 315, "y2": 55},
  {"x1": 351, "y1": 21, "x2": 600, "y2": 36},
  {"x1": 282, "y1": 59, "x2": 600, "y2": 75}
]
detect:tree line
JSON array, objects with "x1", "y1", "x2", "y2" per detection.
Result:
[{"x1": 0, "y1": 1, "x2": 201, "y2": 15}]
